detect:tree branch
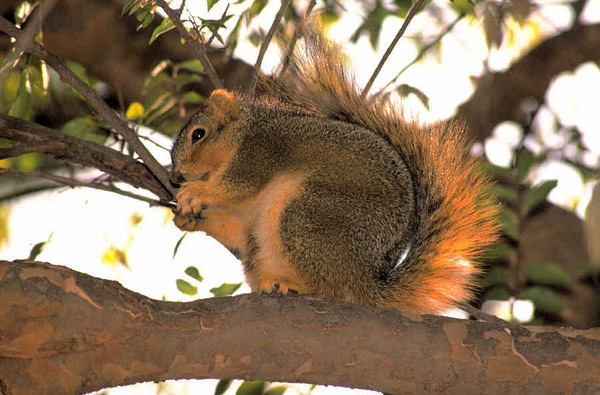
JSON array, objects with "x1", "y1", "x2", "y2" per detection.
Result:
[
  {"x1": 0, "y1": 0, "x2": 57, "y2": 75},
  {"x1": 154, "y1": 0, "x2": 223, "y2": 90},
  {"x1": 374, "y1": 13, "x2": 463, "y2": 98},
  {"x1": 0, "y1": 168, "x2": 171, "y2": 207},
  {"x1": 277, "y1": 0, "x2": 317, "y2": 82},
  {"x1": 1, "y1": 260, "x2": 599, "y2": 395},
  {"x1": 0, "y1": 114, "x2": 172, "y2": 202},
  {"x1": 361, "y1": 0, "x2": 427, "y2": 99},
  {"x1": 0, "y1": 16, "x2": 174, "y2": 199},
  {"x1": 248, "y1": 0, "x2": 293, "y2": 93},
  {"x1": 457, "y1": 22, "x2": 600, "y2": 141}
]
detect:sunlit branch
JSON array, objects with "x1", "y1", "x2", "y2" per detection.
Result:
[
  {"x1": 0, "y1": 16, "x2": 175, "y2": 199},
  {"x1": 361, "y1": 0, "x2": 427, "y2": 99}
]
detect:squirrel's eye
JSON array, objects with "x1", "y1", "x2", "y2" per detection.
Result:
[{"x1": 191, "y1": 128, "x2": 206, "y2": 143}]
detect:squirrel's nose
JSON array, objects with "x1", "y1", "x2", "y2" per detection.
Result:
[{"x1": 170, "y1": 171, "x2": 184, "y2": 188}]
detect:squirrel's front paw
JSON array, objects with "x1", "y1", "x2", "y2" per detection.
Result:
[
  {"x1": 176, "y1": 182, "x2": 208, "y2": 218},
  {"x1": 172, "y1": 211, "x2": 204, "y2": 232}
]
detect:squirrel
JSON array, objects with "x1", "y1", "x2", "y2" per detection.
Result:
[{"x1": 169, "y1": 33, "x2": 498, "y2": 314}]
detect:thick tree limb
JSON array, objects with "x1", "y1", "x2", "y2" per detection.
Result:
[
  {"x1": 1, "y1": 260, "x2": 599, "y2": 394},
  {"x1": 457, "y1": 22, "x2": 600, "y2": 140},
  {"x1": 0, "y1": 114, "x2": 172, "y2": 202}
]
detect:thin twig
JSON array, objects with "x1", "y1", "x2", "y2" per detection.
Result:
[
  {"x1": 154, "y1": 0, "x2": 223, "y2": 90},
  {"x1": 0, "y1": 16, "x2": 174, "y2": 199},
  {"x1": 248, "y1": 0, "x2": 294, "y2": 94},
  {"x1": 0, "y1": 168, "x2": 173, "y2": 208},
  {"x1": 0, "y1": 182, "x2": 62, "y2": 202},
  {"x1": 0, "y1": 0, "x2": 56, "y2": 75},
  {"x1": 206, "y1": 4, "x2": 230, "y2": 47},
  {"x1": 361, "y1": 0, "x2": 427, "y2": 99},
  {"x1": 374, "y1": 13, "x2": 463, "y2": 98},
  {"x1": 277, "y1": 0, "x2": 317, "y2": 82}
]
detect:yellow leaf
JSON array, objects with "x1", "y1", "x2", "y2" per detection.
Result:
[
  {"x1": 0, "y1": 205, "x2": 10, "y2": 248},
  {"x1": 102, "y1": 245, "x2": 129, "y2": 269},
  {"x1": 126, "y1": 101, "x2": 145, "y2": 119}
]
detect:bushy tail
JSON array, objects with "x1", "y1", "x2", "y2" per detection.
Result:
[{"x1": 283, "y1": 32, "x2": 498, "y2": 313}]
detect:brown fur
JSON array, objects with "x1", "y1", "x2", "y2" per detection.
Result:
[{"x1": 171, "y1": 33, "x2": 498, "y2": 313}]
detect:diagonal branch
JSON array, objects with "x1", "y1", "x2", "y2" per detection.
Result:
[
  {"x1": 361, "y1": 0, "x2": 427, "y2": 99},
  {"x1": 0, "y1": 16, "x2": 174, "y2": 199},
  {"x1": 154, "y1": 0, "x2": 223, "y2": 90},
  {"x1": 277, "y1": 0, "x2": 317, "y2": 82},
  {"x1": 374, "y1": 13, "x2": 463, "y2": 97},
  {"x1": 0, "y1": 0, "x2": 57, "y2": 75},
  {"x1": 0, "y1": 114, "x2": 171, "y2": 201},
  {"x1": 248, "y1": 0, "x2": 294, "y2": 93}
]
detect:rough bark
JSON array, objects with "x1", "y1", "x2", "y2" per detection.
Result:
[{"x1": 1, "y1": 260, "x2": 599, "y2": 395}]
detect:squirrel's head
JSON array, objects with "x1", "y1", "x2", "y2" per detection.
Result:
[{"x1": 170, "y1": 89, "x2": 240, "y2": 187}]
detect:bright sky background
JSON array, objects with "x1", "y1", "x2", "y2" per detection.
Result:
[{"x1": 2, "y1": 1, "x2": 600, "y2": 394}]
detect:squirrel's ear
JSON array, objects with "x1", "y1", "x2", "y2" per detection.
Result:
[{"x1": 207, "y1": 89, "x2": 240, "y2": 126}]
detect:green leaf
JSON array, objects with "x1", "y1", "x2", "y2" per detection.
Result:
[
  {"x1": 351, "y1": 1, "x2": 393, "y2": 48},
  {"x1": 396, "y1": 84, "x2": 430, "y2": 110},
  {"x1": 176, "y1": 279, "x2": 198, "y2": 296},
  {"x1": 210, "y1": 282, "x2": 242, "y2": 297},
  {"x1": 28, "y1": 241, "x2": 46, "y2": 260},
  {"x1": 485, "y1": 286, "x2": 510, "y2": 301},
  {"x1": 248, "y1": 0, "x2": 268, "y2": 17},
  {"x1": 61, "y1": 117, "x2": 109, "y2": 145},
  {"x1": 480, "y1": 242, "x2": 511, "y2": 262},
  {"x1": 450, "y1": 0, "x2": 475, "y2": 15},
  {"x1": 514, "y1": 147, "x2": 534, "y2": 180},
  {"x1": 479, "y1": 162, "x2": 511, "y2": 177},
  {"x1": 30, "y1": 56, "x2": 50, "y2": 100},
  {"x1": 207, "y1": 0, "x2": 223, "y2": 11},
  {"x1": 489, "y1": 184, "x2": 517, "y2": 203},
  {"x1": 136, "y1": 8, "x2": 154, "y2": 30},
  {"x1": 2, "y1": 71, "x2": 22, "y2": 104},
  {"x1": 523, "y1": 261, "x2": 574, "y2": 287},
  {"x1": 149, "y1": 18, "x2": 175, "y2": 44},
  {"x1": 519, "y1": 286, "x2": 566, "y2": 313},
  {"x1": 173, "y1": 233, "x2": 187, "y2": 259},
  {"x1": 65, "y1": 60, "x2": 91, "y2": 87},
  {"x1": 8, "y1": 69, "x2": 33, "y2": 119},
  {"x1": 15, "y1": 152, "x2": 39, "y2": 172},
  {"x1": 248, "y1": 31, "x2": 264, "y2": 47},
  {"x1": 225, "y1": 16, "x2": 243, "y2": 53},
  {"x1": 175, "y1": 73, "x2": 204, "y2": 86},
  {"x1": 143, "y1": 72, "x2": 171, "y2": 92},
  {"x1": 214, "y1": 379, "x2": 233, "y2": 395},
  {"x1": 27, "y1": 232, "x2": 53, "y2": 260},
  {"x1": 483, "y1": 266, "x2": 509, "y2": 287},
  {"x1": 122, "y1": 0, "x2": 142, "y2": 16},
  {"x1": 498, "y1": 206, "x2": 519, "y2": 240},
  {"x1": 185, "y1": 266, "x2": 204, "y2": 282},
  {"x1": 143, "y1": 90, "x2": 177, "y2": 124},
  {"x1": 524, "y1": 179, "x2": 557, "y2": 213},
  {"x1": 236, "y1": 380, "x2": 266, "y2": 395},
  {"x1": 177, "y1": 59, "x2": 205, "y2": 74},
  {"x1": 182, "y1": 91, "x2": 206, "y2": 104}
]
